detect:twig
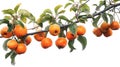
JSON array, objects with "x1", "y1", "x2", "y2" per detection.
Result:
[{"x1": 26, "y1": 30, "x2": 48, "y2": 36}]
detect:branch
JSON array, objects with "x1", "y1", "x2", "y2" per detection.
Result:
[
  {"x1": 26, "y1": 30, "x2": 48, "y2": 36},
  {"x1": 26, "y1": 2, "x2": 120, "y2": 36}
]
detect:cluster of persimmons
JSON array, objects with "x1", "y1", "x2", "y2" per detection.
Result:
[
  {"x1": 1, "y1": 25, "x2": 29, "y2": 54},
  {"x1": 93, "y1": 21, "x2": 120, "y2": 37},
  {"x1": 0, "y1": 23, "x2": 86, "y2": 54}
]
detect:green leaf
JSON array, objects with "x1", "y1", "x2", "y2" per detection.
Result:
[
  {"x1": 38, "y1": 23, "x2": 43, "y2": 27},
  {"x1": 20, "y1": 15, "x2": 27, "y2": 23},
  {"x1": 14, "y1": 3, "x2": 21, "y2": 13},
  {"x1": 10, "y1": 52, "x2": 17, "y2": 65},
  {"x1": 70, "y1": 6, "x2": 77, "y2": 12},
  {"x1": 79, "y1": 0, "x2": 87, "y2": 3},
  {"x1": 37, "y1": 18, "x2": 47, "y2": 24},
  {"x1": 113, "y1": 0, "x2": 120, "y2": 2},
  {"x1": 5, "y1": 50, "x2": 13, "y2": 59},
  {"x1": 80, "y1": 4, "x2": 90, "y2": 13},
  {"x1": 107, "y1": 14, "x2": 113, "y2": 23},
  {"x1": 77, "y1": 35, "x2": 87, "y2": 50},
  {"x1": 59, "y1": 30, "x2": 65, "y2": 37},
  {"x1": 92, "y1": 15, "x2": 101, "y2": 27},
  {"x1": 69, "y1": 0, "x2": 74, "y2": 2},
  {"x1": 37, "y1": 14, "x2": 52, "y2": 24},
  {"x1": 96, "y1": 6, "x2": 101, "y2": 11},
  {"x1": 54, "y1": 5, "x2": 62, "y2": 14},
  {"x1": 100, "y1": 1, "x2": 105, "y2": 6},
  {"x1": 59, "y1": 27, "x2": 65, "y2": 37},
  {"x1": 93, "y1": 4, "x2": 97, "y2": 7},
  {"x1": 64, "y1": 2, "x2": 72, "y2": 8},
  {"x1": 96, "y1": 1, "x2": 104, "y2": 11},
  {"x1": 58, "y1": 19, "x2": 63, "y2": 26},
  {"x1": 4, "y1": 16, "x2": 12, "y2": 20},
  {"x1": 2, "y1": 9, "x2": 15, "y2": 15},
  {"x1": 78, "y1": 15, "x2": 88, "y2": 23},
  {"x1": 102, "y1": 13, "x2": 108, "y2": 22},
  {"x1": 43, "y1": 9, "x2": 52, "y2": 14},
  {"x1": 68, "y1": 40, "x2": 75, "y2": 52},
  {"x1": 58, "y1": 19, "x2": 67, "y2": 33},
  {"x1": 40, "y1": 13, "x2": 46, "y2": 18},
  {"x1": 7, "y1": 23, "x2": 13, "y2": 32},
  {"x1": 71, "y1": 16, "x2": 76, "y2": 20},
  {"x1": 69, "y1": 23, "x2": 77, "y2": 34},
  {"x1": 28, "y1": 14, "x2": 35, "y2": 21},
  {"x1": 18, "y1": 9, "x2": 30, "y2": 16},
  {"x1": 16, "y1": 20, "x2": 24, "y2": 28},
  {"x1": 59, "y1": 15, "x2": 70, "y2": 22},
  {"x1": 0, "y1": 19, "x2": 13, "y2": 32},
  {"x1": 18, "y1": 9, "x2": 35, "y2": 21},
  {"x1": 0, "y1": 19, "x2": 9, "y2": 25},
  {"x1": 58, "y1": 10, "x2": 65, "y2": 14},
  {"x1": 3, "y1": 39, "x2": 11, "y2": 51}
]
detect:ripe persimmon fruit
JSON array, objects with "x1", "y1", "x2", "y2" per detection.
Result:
[
  {"x1": 110, "y1": 21, "x2": 119, "y2": 30},
  {"x1": 25, "y1": 36, "x2": 32, "y2": 45},
  {"x1": 100, "y1": 22, "x2": 110, "y2": 33},
  {"x1": 93, "y1": 28, "x2": 102, "y2": 37},
  {"x1": 13, "y1": 25, "x2": 27, "y2": 37},
  {"x1": 77, "y1": 25, "x2": 86, "y2": 35},
  {"x1": 103, "y1": 28, "x2": 112, "y2": 37},
  {"x1": 34, "y1": 32, "x2": 46, "y2": 41},
  {"x1": 49, "y1": 24, "x2": 60, "y2": 36},
  {"x1": 15, "y1": 43, "x2": 27, "y2": 54},
  {"x1": 7, "y1": 40, "x2": 18, "y2": 50},
  {"x1": 1, "y1": 26, "x2": 13, "y2": 38},
  {"x1": 66, "y1": 31, "x2": 77, "y2": 40},
  {"x1": 41, "y1": 38, "x2": 52, "y2": 49},
  {"x1": 55, "y1": 37, "x2": 67, "y2": 49}
]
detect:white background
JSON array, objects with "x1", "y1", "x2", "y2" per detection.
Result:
[{"x1": 0, "y1": 0, "x2": 120, "y2": 67}]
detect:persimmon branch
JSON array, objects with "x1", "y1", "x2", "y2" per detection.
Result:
[
  {"x1": 25, "y1": 30, "x2": 48, "y2": 36},
  {"x1": 62, "y1": 2, "x2": 120, "y2": 28},
  {"x1": 26, "y1": 2, "x2": 120, "y2": 36}
]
